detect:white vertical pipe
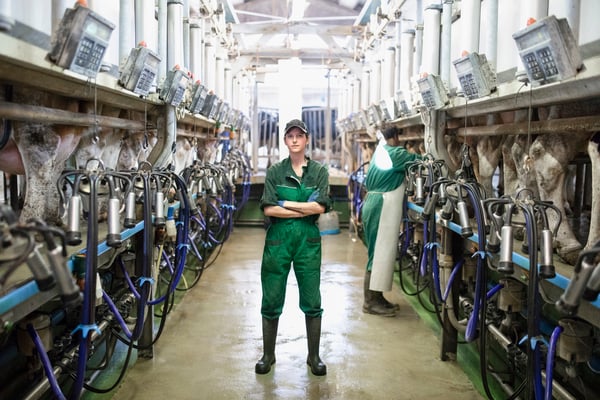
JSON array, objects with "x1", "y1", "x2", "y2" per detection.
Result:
[
  {"x1": 119, "y1": 0, "x2": 135, "y2": 66},
  {"x1": 400, "y1": 29, "x2": 414, "y2": 96},
  {"x1": 360, "y1": 69, "x2": 370, "y2": 109},
  {"x1": 421, "y1": 4, "x2": 442, "y2": 75},
  {"x1": 526, "y1": 0, "x2": 549, "y2": 22},
  {"x1": 235, "y1": 73, "x2": 242, "y2": 111},
  {"x1": 242, "y1": 74, "x2": 249, "y2": 112},
  {"x1": 167, "y1": 0, "x2": 184, "y2": 69},
  {"x1": 440, "y1": 0, "x2": 453, "y2": 86},
  {"x1": 189, "y1": 21, "x2": 202, "y2": 80},
  {"x1": 484, "y1": 0, "x2": 498, "y2": 70},
  {"x1": 183, "y1": 0, "x2": 190, "y2": 68},
  {"x1": 414, "y1": 0, "x2": 423, "y2": 75},
  {"x1": 394, "y1": 19, "x2": 402, "y2": 98},
  {"x1": 232, "y1": 75, "x2": 239, "y2": 109},
  {"x1": 370, "y1": 60, "x2": 381, "y2": 104},
  {"x1": 242, "y1": 73, "x2": 252, "y2": 115},
  {"x1": 325, "y1": 70, "x2": 331, "y2": 166},
  {"x1": 199, "y1": 18, "x2": 206, "y2": 83},
  {"x1": 340, "y1": 83, "x2": 348, "y2": 118},
  {"x1": 157, "y1": 0, "x2": 168, "y2": 83},
  {"x1": 135, "y1": 0, "x2": 157, "y2": 52},
  {"x1": 224, "y1": 62, "x2": 232, "y2": 102},
  {"x1": 352, "y1": 77, "x2": 360, "y2": 112},
  {"x1": 555, "y1": 0, "x2": 580, "y2": 43},
  {"x1": 251, "y1": 78, "x2": 259, "y2": 173},
  {"x1": 51, "y1": 0, "x2": 70, "y2": 36},
  {"x1": 204, "y1": 37, "x2": 216, "y2": 90},
  {"x1": 215, "y1": 48, "x2": 225, "y2": 96},
  {"x1": 382, "y1": 40, "x2": 395, "y2": 100},
  {"x1": 348, "y1": 78, "x2": 354, "y2": 113},
  {"x1": 461, "y1": 0, "x2": 481, "y2": 53},
  {"x1": 567, "y1": 0, "x2": 580, "y2": 43}
]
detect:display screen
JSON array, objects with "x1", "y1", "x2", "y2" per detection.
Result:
[
  {"x1": 516, "y1": 25, "x2": 549, "y2": 50},
  {"x1": 84, "y1": 16, "x2": 113, "y2": 42},
  {"x1": 417, "y1": 78, "x2": 431, "y2": 92},
  {"x1": 454, "y1": 58, "x2": 472, "y2": 75}
]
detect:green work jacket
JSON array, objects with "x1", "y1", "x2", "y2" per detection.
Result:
[{"x1": 260, "y1": 157, "x2": 331, "y2": 224}]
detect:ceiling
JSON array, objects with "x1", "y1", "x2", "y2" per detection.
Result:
[{"x1": 220, "y1": 0, "x2": 375, "y2": 72}]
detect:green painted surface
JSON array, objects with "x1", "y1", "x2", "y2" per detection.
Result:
[
  {"x1": 235, "y1": 183, "x2": 350, "y2": 226},
  {"x1": 395, "y1": 266, "x2": 506, "y2": 400}
]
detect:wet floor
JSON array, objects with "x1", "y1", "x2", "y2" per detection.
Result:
[{"x1": 107, "y1": 227, "x2": 483, "y2": 400}]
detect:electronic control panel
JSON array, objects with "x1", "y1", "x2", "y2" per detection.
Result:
[
  {"x1": 159, "y1": 66, "x2": 190, "y2": 107},
  {"x1": 512, "y1": 15, "x2": 582, "y2": 85},
  {"x1": 47, "y1": 3, "x2": 115, "y2": 78},
  {"x1": 119, "y1": 44, "x2": 161, "y2": 96},
  {"x1": 453, "y1": 52, "x2": 497, "y2": 100},
  {"x1": 417, "y1": 74, "x2": 448, "y2": 111}
]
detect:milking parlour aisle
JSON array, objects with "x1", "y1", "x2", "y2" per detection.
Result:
[{"x1": 99, "y1": 227, "x2": 482, "y2": 400}]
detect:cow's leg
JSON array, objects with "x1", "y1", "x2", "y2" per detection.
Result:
[
  {"x1": 586, "y1": 133, "x2": 600, "y2": 249},
  {"x1": 529, "y1": 133, "x2": 589, "y2": 265},
  {"x1": 14, "y1": 122, "x2": 80, "y2": 225},
  {"x1": 501, "y1": 136, "x2": 518, "y2": 196},
  {"x1": 477, "y1": 136, "x2": 503, "y2": 197},
  {"x1": 13, "y1": 89, "x2": 81, "y2": 225}
]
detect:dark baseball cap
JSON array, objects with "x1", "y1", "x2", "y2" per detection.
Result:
[{"x1": 284, "y1": 119, "x2": 308, "y2": 135}]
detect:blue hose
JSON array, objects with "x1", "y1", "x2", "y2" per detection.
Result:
[
  {"x1": 523, "y1": 204, "x2": 544, "y2": 400},
  {"x1": 419, "y1": 220, "x2": 429, "y2": 276},
  {"x1": 464, "y1": 185, "x2": 486, "y2": 343},
  {"x1": 433, "y1": 258, "x2": 465, "y2": 302},
  {"x1": 545, "y1": 325, "x2": 563, "y2": 400},
  {"x1": 27, "y1": 324, "x2": 66, "y2": 400},
  {"x1": 102, "y1": 291, "x2": 133, "y2": 338}
]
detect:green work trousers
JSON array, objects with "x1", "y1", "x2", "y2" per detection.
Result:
[{"x1": 260, "y1": 218, "x2": 323, "y2": 319}]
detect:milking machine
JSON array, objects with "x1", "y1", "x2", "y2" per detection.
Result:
[
  {"x1": 347, "y1": 161, "x2": 370, "y2": 236},
  {"x1": 386, "y1": 141, "x2": 600, "y2": 399},
  {"x1": 55, "y1": 159, "x2": 135, "y2": 399},
  {"x1": 0, "y1": 142, "x2": 255, "y2": 399},
  {"x1": 222, "y1": 147, "x2": 252, "y2": 215},
  {"x1": 181, "y1": 161, "x2": 231, "y2": 269}
]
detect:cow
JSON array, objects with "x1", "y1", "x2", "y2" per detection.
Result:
[
  {"x1": 527, "y1": 104, "x2": 595, "y2": 264},
  {"x1": 444, "y1": 104, "x2": 598, "y2": 265},
  {"x1": 173, "y1": 136, "x2": 196, "y2": 175},
  {"x1": 10, "y1": 88, "x2": 83, "y2": 225}
]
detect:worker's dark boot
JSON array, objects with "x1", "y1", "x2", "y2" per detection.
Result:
[
  {"x1": 362, "y1": 270, "x2": 396, "y2": 317},
  {"x1": 255, "y1": 317, "x2": 278, "y2": 374},
  {"x1": 305, "y1": 315, "x2": 327, "y2": 376},
  {"x1": 376, "y1": 291, "x2": 400, "y2": 311}
]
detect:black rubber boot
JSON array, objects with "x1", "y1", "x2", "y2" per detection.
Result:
[
  {"x1": 362, "y1": 270, "x2": 396, "y2": 317},
  {"x1": 376, "y1": 292, "x2": 400, "y2": 311},
  {"x1": 305, "y1": 315, "x2": 327, "y2": 376},
  {"x1": 255, "y1": 317, "x2": 278, "y2": 374}
]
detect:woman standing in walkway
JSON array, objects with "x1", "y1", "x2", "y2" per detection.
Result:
[{"x1": 255, "y1": 119, "x2": 331, "y2": 376}]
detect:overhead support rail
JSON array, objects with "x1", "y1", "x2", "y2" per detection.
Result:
[
  {"x1": 455, "y1": 115, "x2": 600, "y2": 138},
  {"x1": 0, "y1": 101, "x2": 147, "y2": 130},
  {"x1": 0, "y1": 32, "x2": 214, "y2": 130},
  {"x1": 442, "y1": 56, "x2": 600, "y2": 119}
]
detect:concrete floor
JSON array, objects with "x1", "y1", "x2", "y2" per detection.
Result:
[{"x1": 108, "y1": 227, "x2": 483, "y2": 400}]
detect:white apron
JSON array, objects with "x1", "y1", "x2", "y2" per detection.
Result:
[{"x1": 369, "y1": 183, "x2": 406, "y2": 292}]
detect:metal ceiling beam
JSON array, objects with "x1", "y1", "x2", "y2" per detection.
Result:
[
  {"x1": 230, "y1": 21, "x2": 363, "y2": 36},
  {"x1": 238, "y1": 47, "x2": 353, "y2": 60}
]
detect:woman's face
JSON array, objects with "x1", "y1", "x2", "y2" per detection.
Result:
[{"x1": 284, "y1": 128, "x2": 308, "y2": 155}]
